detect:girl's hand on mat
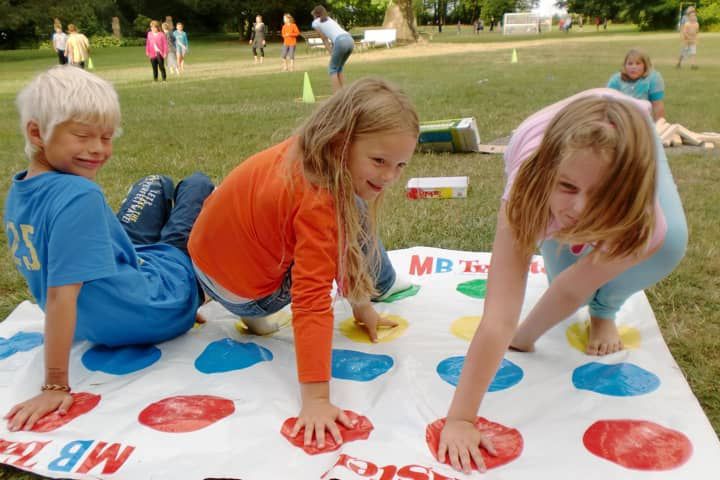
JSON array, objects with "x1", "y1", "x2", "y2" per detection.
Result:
[
  {"x1": 292, "y1": 397, "x2": 353, "y2": 448},
  {"x1": 352, "y1": 302, "x2": 398, "y2": 343},
  {"x1": 4, "y1": 391, "x2": 74, "y2": 431},
  {"x1": 438, "y1": 418, "x2": 497, "y2": 474}
]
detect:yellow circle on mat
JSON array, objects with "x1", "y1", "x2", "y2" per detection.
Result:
[
  {"x1": 339, "y1": 314, "x2": 408, "y2": 343},
  {"x1": 235, "y1": 311, "x2": 292, "y2": 336},
  {"x1": 450, "y1": 316, "x2": 482, "y2": 341},
  {"x1": 566, "y1": 321, "x2": 641, "y2": 353}
]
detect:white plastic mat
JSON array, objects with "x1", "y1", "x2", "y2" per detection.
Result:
[{"x1": 1, "y1": 247, "x2": 718, "y2": 479}]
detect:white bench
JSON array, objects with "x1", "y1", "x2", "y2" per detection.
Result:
[
  {"x1": 361, "y1": 28, "x2": 397, "y2": 48},
  {"x1": 301, "y1": 31, "x2": 327, "y2": 54},
  {"x1": 307, "y1": 37, "x2": 325, "y2": 50}
]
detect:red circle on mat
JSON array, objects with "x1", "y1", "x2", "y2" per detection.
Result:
[
  {"x1": 31, "y1": 392, "x2": 101, "y2": 433},
  {"x1": 426, "y1": 417, "x2": 523, "y2": 470},
  {"x1": 138, "y1": 395, "x2": 235, "y2": 433},
  {"x1": 281, "y1": 410, "x2": 373, "y2": 455},
  {"x1": 583, "y1": 419, "x2": 693, "y2": 470}
]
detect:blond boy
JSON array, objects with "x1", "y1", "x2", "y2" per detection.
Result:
[{"x1": 677, "y1": 10, "x2": 699, "y2": 69}]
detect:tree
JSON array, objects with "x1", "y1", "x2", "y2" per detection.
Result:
[
  {"x1": 562, "y1": 0, "x2": 683, "y2": 30},
  {"x1": 480, "y1": 0, "x2": 539, "y2": 22},
  {"x1": 384, "y1": 0, "x2": 420, "y2": 40}
]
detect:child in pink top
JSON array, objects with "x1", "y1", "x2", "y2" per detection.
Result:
[
  {"x1": 145, "y1": 20, "x2": 168, "y2": 82},
  {"x1": 437, "y1": 88, "x2": 687, "y2": 474}
]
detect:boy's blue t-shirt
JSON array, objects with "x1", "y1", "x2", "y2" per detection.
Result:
[
  {"x1": 607, "y1": 70, "x2": 665, "y2": 102},
  {"x1": 4, "y1": 171, "x2": 199, "y2": 346}
]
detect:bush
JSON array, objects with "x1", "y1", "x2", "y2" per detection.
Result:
[
  {"x1": 120, "y1": 37, "x2": 145, "y2": 47},
  {"x1": 698, "y1": 3, "x2": 720, "y2": 31},
  {"x1": 37, "y1": 35, "x2": 144, "y2": 50},
  {"x1": 133, "y1": 15, "x2": 152, "y2": 37},
  {"x1": 89, "y1": 35, "x2": 121, "y2": 48}
]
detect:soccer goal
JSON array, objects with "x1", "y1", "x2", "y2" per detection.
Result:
[{"x1": 502, "y1": 12, "x2": 552, "y2": 35}]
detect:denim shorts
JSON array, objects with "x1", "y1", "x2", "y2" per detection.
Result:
[{"x1": 196, "y1": 265, "x2": 292, "y2": 318}]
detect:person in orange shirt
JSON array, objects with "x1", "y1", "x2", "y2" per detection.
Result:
[
  {"x1": 281, "y1": 13, "x2": 300, "y2": 72},
  {"x1": 188, "y1": 77, "x2": 418, "y2": 449}
]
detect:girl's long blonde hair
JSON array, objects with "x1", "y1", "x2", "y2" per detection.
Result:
[
  {"x1": 506, "y1": 95, "x2": 657, "y2": 261},
  {"x1": 295, "y1": 77, "x2": 418, "y2": 302}
]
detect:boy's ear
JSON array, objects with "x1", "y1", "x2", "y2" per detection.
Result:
[{"x1": 26, "y1": 121, "x2": 44, "y2": 149}]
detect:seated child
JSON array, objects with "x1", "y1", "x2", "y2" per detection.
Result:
[
  {"x1": 4, "y1": 65, "x2": 214, "y2": 431},
  {"x1": 607, "y1": 48, "x2": 665, "y2": 121}
]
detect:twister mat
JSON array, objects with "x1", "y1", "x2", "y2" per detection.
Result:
[{"x1": 1, "y1": 247, "x2": 718, "y2": 479}]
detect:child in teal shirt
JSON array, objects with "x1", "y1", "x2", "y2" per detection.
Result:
[{"x1": 607, "y1": 48, "x2": 665, "y2": 121}]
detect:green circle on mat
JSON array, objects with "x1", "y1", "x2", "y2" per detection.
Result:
[
  {"x1": 456, "y1": 279, "x2": 487, "y2": 299},
  {"x1": 380, "y1": 285, "x2": 421, "y2": 303}
]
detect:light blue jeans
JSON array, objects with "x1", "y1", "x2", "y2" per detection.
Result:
[
  {"x1": 329, "y1": 34, "x2": 354, "y2": 75},
  {"x1": 540, "y1": 136, "x2": 688, "y2": 320}
]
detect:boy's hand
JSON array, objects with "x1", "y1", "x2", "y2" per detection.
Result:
[
  {"x1": 438, "y1": 418, "x2": 497, "y2": 474},
  {"x1": 4, "y1": 390, "x2": 73, "y2": 431},
  {"x1": 352, "y1": 302, "x2": 398, "y2": 343}
]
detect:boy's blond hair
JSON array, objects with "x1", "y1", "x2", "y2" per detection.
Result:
[
  {"x1": 17, "y1": 66, "x2": 121, "y2": 160},
  {"x1": 620, "y1": 48, "x2": 652, "y2": 81},
  {"x1": 295, "y1": 77, "x2": 418, "y2": 302},
  {"x1": 506, "y1": 95, "x2": 657, "y2": 261}
]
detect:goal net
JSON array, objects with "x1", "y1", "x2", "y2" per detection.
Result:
[{"x1": 502, "y1": 12, "x2": 552, "y2": 35}]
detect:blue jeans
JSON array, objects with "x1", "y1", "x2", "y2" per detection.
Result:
[
  {"x1": 329, "y1": 34, "x2": 354, "y2": 75},
  {"x1": 197, "y1": 198, "x2": 396, "y2": 318},
  {"x1": 540, "y1": 136, "x2": 688, "y2": 320},
  {"x1": 117, "y1": 173, "x2": 214, "y2": 256}
]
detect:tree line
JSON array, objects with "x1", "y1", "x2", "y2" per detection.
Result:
[{"x1": 2, "y1": 1, "x2": 717, "y2": 49}]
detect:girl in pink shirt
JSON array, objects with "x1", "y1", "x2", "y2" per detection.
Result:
[
  {"x1": 145, "y1": 20, "x2": 168, "y2": 82},
  {"x1": 438, "y1": 88, "x2": 687, "y2": 473}
]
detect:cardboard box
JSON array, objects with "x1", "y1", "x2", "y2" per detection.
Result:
[
  {"x1": 406, "y1": 176, "x2": 469, "y2": 199},
  {"x1": 417, "y1": 117, "x2": 481, "y2": 153}
]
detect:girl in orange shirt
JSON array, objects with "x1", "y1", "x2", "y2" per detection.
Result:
[
  {"x1": 188, "y1": 78, "x2": 418, "y2": 449},
  {"x1": 281, "y1": 13, "x2": 300, "y2": 72}
]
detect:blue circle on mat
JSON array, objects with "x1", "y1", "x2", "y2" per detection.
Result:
[
  {"x1": 332, "y1": 349, "x2": 394, "y2": 381},
  {"x1": 0, "y1": 332, "x2": 44, "y2": 360},
  {"x1": 82, "y1": 344, "x2": 161, "y2": 375},
  {"x1": 195, "y1": 338, "x2": 273, "y2": 374},
  {"x1": 572, "y1": 362, "x2": 660, "y2": 397},
  {"x1": 437, "y1": 356, "x2": 523, "y2": 392}
]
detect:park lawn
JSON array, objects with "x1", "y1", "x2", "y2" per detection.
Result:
[{"x1": 0, "y1": 30, "x2": 718, "y2": 479}]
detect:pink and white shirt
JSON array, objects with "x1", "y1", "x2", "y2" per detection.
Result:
[{"x1": 501, "y1": 88, "x2": 667, "y2": 251}]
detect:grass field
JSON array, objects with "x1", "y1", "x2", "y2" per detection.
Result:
[{"x1": 0, "y1": 26, "x2": 718, "y2": 478}]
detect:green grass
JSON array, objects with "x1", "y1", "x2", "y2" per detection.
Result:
[{"x1": 0, "y1": 31, "x2": 718, "y2": 478}]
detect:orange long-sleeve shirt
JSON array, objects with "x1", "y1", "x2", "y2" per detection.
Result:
[
  {"x1": 188, "y1": 138, "x2": 338, "y2": 383},
  {"x1": 282, "y1": 23, "x2": 300, "y2": 46}
]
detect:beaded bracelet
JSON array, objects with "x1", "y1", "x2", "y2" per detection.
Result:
[{"x1": 41, "y1": 384, "x2": 71, "y2": 393}]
